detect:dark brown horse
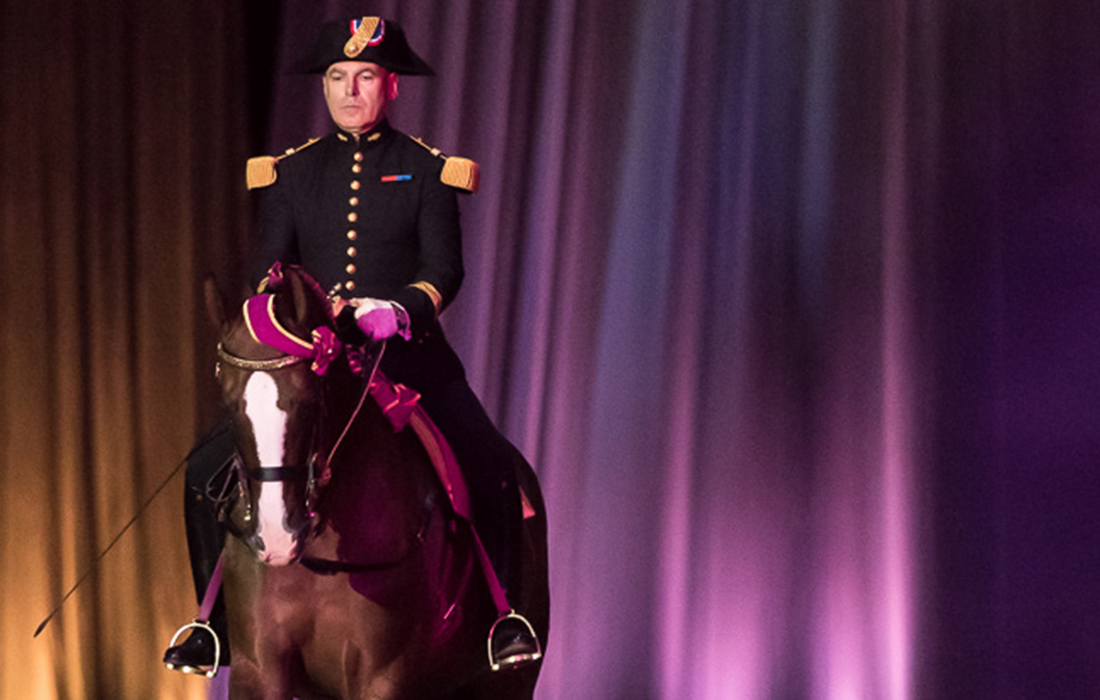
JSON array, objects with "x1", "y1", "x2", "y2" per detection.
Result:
[{"x1": 207, "y1": 266, "x2": 548, "y2": 699}]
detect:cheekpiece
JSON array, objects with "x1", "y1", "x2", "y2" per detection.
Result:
[{"x1": 295, "y1": 16, "x2": 435, "y2": 76}]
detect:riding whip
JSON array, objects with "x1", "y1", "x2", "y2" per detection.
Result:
[{"x1": 33, "y1": 426, "x2": 228, "y2": 638}]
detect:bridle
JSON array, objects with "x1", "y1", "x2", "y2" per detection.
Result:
[
  {"x1": 218, "y1": 334, "x2": 416, "y2": 572},
  {"x1": 215, "y1": 341, "x2": 328, "y2": 523},
  {"x1": 216, "y1": 343, "x2": 308, "y2": 373},
  {"x1": 216, "y1": 333, "x2": 384, "y2": 521},
  {"x1": 216, "y1": 279, "x2": 349, "y2": 511},
  {"x1": 213, "y1": 264, "x2": 423, "y2": 568}
]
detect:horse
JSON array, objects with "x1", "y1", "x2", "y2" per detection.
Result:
[{"x1": 205, "y1": 265, "x2": 549, "y2": 699}]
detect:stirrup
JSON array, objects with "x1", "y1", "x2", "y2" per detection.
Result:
[
  {"x1": 164, "y1": 619, "x2": 222, "y2": 678},
  {"x1": 488, "y1": 611, "x2": 542, "y2": 671}
]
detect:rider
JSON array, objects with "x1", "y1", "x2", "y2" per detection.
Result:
[{"x1": 163, "y1": 15, "x2": 540, "y2": 674}]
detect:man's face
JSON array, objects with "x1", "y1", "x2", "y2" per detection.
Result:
[{"x1": 322, "y1": 61, "x2": 399, "y2": 135}]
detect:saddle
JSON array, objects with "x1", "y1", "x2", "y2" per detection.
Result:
[{"x1": 363, "y1": 369, "x2": 535, "y2": 523}]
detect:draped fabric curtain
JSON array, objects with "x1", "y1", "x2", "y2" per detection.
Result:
[
  {"x1": 1, "y1": 1, "x2": 250, "y2": 698},
  {"x1": 3, "y1": 1, "x2": 1099, "y2": 699}
]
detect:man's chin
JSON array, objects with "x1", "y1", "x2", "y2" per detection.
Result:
[{"x1": 334, "y1": 118, "x2": 379, "y2": 136}]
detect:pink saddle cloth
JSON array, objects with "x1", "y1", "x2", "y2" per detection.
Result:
[
  {"x1": 366, "y1": 370, "x2": 474, "y2": 520},
  {"x1": 366, "y1": 370, "x2": 536, "y2": 522}
]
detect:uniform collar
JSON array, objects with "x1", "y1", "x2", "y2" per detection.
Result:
[{"x1": 335, "y1": 119, "x2": 393, "y2": 147}]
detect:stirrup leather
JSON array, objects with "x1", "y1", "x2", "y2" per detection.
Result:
[
  {"x1": 488, "y1": 611, "x2": 542, "y2": 671},
  {"x1": 164, "y1": 619, "x2": 222, "y2": 678}
]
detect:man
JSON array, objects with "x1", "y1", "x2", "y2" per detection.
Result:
[{"x1": 164, "y1": 16, "x2": 540, "y2": 674}]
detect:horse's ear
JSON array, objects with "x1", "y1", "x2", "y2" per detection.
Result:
[
  {"x1": 204, "y1": 275, "x2": 228, "y2": 330},
  {"x1": 288, "y1": 269, "x2": 312, "y2": 326}
]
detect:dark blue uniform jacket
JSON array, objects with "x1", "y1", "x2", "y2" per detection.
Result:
[{"x1": 249, "y1": 120, "x2": 467, "y2": 393}]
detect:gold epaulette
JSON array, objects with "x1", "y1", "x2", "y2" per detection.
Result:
[
  {"x1": 410, "y1": 136, "x2": 480, "y2": 193},
  {"x1": 245, "y1": 137, "x2": 321, "y2": 190}
]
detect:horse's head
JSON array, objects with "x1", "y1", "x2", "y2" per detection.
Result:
[{"x1": 211, "y1": 264, "x2": 343, "y2": 566}]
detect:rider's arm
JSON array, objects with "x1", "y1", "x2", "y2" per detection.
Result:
[
  {"x1": 248, "y1": 180, "x2": 300, "y2": 292},
  {"x1": 390, "y1": 157, "x2": 465, "y2": 338}
]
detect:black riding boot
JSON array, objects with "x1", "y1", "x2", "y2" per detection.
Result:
[
  {"x1": 467, "y1": 443, "x2": 525, "y2": 602},
  {"x1": 419, "y1": 380, "x2": 540, "y2": 670},
  {"x1": 470, "y1": 446, "x2": 542, "y2": 670},
  {"x1": 164, "y1": 426, "x2": 234, "y2": 674}
]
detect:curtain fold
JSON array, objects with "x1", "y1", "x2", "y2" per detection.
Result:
[
  {"x1": 1, "y1": 1, "x2": 249, "y2": 698},
  {"x1": 3, "y1": 1, "x2": 1099, "y2": 698}
]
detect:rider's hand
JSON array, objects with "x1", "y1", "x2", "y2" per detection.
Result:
[{"x1": 349, "y1": 297, "x2": 411, "y2": 341}]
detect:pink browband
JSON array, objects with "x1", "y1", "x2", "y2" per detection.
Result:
[{"x1": 242, "y1": 294, "x2": 343, "y2": 376}]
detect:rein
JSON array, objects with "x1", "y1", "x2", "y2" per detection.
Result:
[
  {"x1": 216, "y1": 341, "x2": 335, "y2": 508},
  {"x1": 216, "y1": 291, "x2": 388, "y2": 516},
  {"x1": 219, "y1": 336, "x2": 426, "y2": 572},
  {"x1": 247, "y1": 465, "x2": 311, "y2": 482},
  {"x1": 216, "y1": 338, "x2": 385, "y2": 471},
  {"x1": 217, "y1": 265, "x2": 426, "y2": 571}
]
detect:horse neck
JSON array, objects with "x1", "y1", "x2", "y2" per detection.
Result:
[{"x1": 311, "y1": 393, "x2": 436, "y2": 564}]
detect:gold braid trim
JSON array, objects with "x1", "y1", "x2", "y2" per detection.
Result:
[
  {"x1": 344, "y1": 17, "x2": 381, "y2": 58},
  {"x1": 410, "y1": 281, "x2": 443, "y2": 317}
]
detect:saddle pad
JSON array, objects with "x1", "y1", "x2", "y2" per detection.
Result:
[
  {"x1": 368, "y1": 371, "x2": 537, "y2": 523},
  {"x1": 407, "y1": 410, "x2": 474, "y2": 522}
]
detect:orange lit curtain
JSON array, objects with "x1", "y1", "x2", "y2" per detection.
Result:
[
  {"x1": 1, "y1": 1, "x2": 250, "y2": 698},
  {"x1": 4, "y1": 1, "x2": 1100, "y2": 699}
]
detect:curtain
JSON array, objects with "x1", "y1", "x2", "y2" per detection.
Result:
[
  {"x1": 3, "y1": 1, "x2": 1099, "y2": 698},
  {"x1": 0, "y1": 1, "x2": 250, "y2": 698}
]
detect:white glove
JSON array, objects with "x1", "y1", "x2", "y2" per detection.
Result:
[{"x1": 350, "y1": 297, "x2": 411, "y2": 341}]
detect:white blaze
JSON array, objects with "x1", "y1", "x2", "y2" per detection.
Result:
[{"x1": 243, "y1": 372, "x2": 297, "y2": 565}]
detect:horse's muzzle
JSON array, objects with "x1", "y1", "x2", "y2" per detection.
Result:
[
  {"x1": 260, "y1": 546, "x2": 300, "y2": 567},
  {"x1": 251, "y1": 524, "x2": 307, "y2": 567}
]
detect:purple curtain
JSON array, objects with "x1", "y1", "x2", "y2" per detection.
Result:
[
  {"x1": 257, "y1": 2, "x2": 1100, "y2": 698},
  {"x1": 4, "y1": 0, "x2": 1099, "y2": 698}
]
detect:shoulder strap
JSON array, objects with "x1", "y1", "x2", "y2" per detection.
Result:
[
  {"x1": 245, "y1": 137, "x2": 322, "y2": 190},
  {"x1": 409, "y1": 135, "x2": 480, "y2": 193}
]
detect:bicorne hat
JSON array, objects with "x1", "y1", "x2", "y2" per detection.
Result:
[{"x1": 296, "y1": 17, "x2": 434, "y2": 76}]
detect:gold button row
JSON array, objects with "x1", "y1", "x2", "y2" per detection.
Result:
[{"x1": 345, "y1": 153, "x2": 364, "y2": 290}]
